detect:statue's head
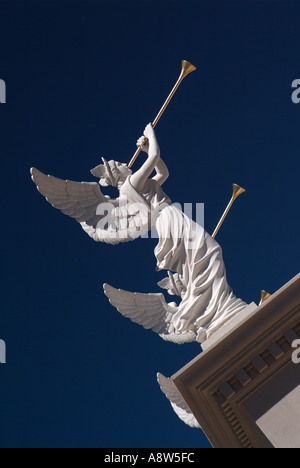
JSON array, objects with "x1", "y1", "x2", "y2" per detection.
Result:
[{"x1": 91, "y1": 158, "x2": 132, "y2": 188}]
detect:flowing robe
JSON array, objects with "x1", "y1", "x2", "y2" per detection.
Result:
[{"x1": 120, "y1": 177, "x2": 247, "y2": 342}]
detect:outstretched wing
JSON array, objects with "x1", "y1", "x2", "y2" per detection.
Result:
[
  {"x1": 103, "y1": 284, "x2": 196, "y2": 344},
  {"x1": 157, "y1": 373, "x2": 201, "y2": 429},
  {"x1": 31, "y1": 168, "x2": 147, "y2": 245},
  {"x1": 31, "y1": 167, "x2": 107, "y2": 224},
  {"x1": 104, "y1": 284, "x2": 175, "y2": 335}
]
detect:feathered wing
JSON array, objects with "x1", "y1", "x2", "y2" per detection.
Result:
[
  {"x1": 31, "y1": 168, "x2": 148, "y2": 245},
  {"x1": 103, "y1": 284, "x2": 196, "y2": 344},
  {"x1": 157, "y1": 373, "x2": 201, "y2": 429}
]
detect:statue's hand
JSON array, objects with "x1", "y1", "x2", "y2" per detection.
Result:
[
  {"x1": 143, "y1": 123, "x2": 155, "y2": 140},
  {"x1": 136, "y1": 136, "x2": 149, "y2": 153},
  {"x1": 137, "y1": 123, "x2": 156, "y2": 152}
]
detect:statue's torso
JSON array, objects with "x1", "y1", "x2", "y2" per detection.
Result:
[
  {"x1": 120, "y1": 177, "x2": 172, "y2": 211},
  {"x1": 140, "y1": 179, "x2": 172, "y2": 210}
]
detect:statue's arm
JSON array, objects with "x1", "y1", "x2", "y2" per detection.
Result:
[
  {"x1": 153, "y1": 157, "x2": 169, "y2": 186},
  {"x1": 130, "y1": 124, "x2": 160, "y2": 192}
]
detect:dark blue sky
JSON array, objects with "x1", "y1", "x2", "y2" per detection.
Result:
[{"x1": 0, "y1": 0, "x2": 299, "y2": 448}]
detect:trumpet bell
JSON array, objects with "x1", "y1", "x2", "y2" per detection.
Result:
[
  {"x1": 259, "y1": 290, "x2": 271, "y2": 306},
  {"x1": 180, "y1": 60, "x2": 197, "y2": 79},
  {"x1": 232, "y1": 183, "x2": 246, "y2": 200}
]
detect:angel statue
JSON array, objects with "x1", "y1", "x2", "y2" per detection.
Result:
[{"x1": 31, "y1": 123, "x2": 248, "y2": 345}]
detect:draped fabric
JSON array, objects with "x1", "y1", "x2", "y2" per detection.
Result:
[
  {"x1": 121, "y1": 177, "x2": 247, "y2": 343},
  {"x1": 154, "y1": 205, "x2": 247, "y2": 341}
]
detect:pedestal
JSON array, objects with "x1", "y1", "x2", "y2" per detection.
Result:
[{"x1": 162, "y1": 274, "x2": 300, "y2": 448}]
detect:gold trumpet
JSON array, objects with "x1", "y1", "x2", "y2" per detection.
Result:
[
  {"x1": 128, "y1": 60, "x2": 196, "y2": 168},
  {"x1": 212, "y1": 184, "x2": 246, "y2": 238}
]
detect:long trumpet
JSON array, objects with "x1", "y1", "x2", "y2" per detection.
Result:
[
  {"x1": 128, "y1": 60, "x2": 196, "y2": 168},
  {"x1": 212, "y1": 184, "x2": 246, "y2": 238}
]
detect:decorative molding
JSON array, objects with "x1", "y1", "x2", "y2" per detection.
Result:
[
  {"x1": 172, "y1": 274, "x2": 300, "y2": 448},
  {"x1": 210, "y1": 323, "x2": 300, "y2": 447}
]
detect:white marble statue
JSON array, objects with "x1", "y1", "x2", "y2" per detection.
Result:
[{"x1": 31, "y1": 123, "x2": 248, "y2": 345}]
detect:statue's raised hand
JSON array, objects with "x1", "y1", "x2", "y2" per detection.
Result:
[
  {"x1": 136, "y1": 123, "x2": 156, "y2": 153},
  {"x1": 143, "y1": 123, "x2": 155, "y2": 140},
  {"x1": 136, "y1": 136, "x2": 149, "y2": 153}
]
